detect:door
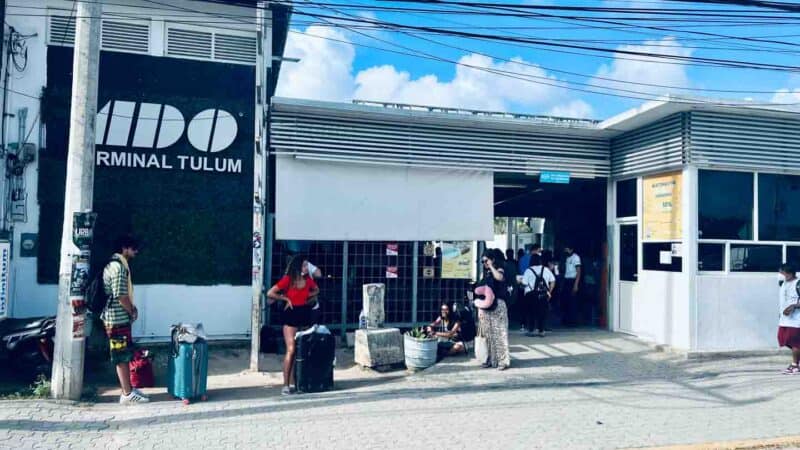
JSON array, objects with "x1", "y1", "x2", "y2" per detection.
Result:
[{"x1": 618, "y1": 224, "x2": 638, "y2": 333}]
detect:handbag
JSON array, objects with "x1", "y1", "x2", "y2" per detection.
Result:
[{"x1": 474, "y1": 335, "x2": 489, "y2": 365}]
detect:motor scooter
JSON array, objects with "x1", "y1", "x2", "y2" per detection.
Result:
[{"x1": 0, "y1": 316, "x2": 56, "y2": 380}]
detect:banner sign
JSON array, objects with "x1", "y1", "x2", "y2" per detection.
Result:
[
  {"x1": 441, "y1": 241, "x2": 475, "y2": 279},
  {"x1": 643, "y1": 172, "x2": 683, "y2": 241},
  {"x1": 40, "y1": 46, "x2": 255, "y2": 286},
  {"x1": 540, "y1": 171, "x2": 570, "y2": 184}
]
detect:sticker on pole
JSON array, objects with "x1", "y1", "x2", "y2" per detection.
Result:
[
  {"x1": 72, "y1": 212, "x2": 97, "y2": 249},
  {"x1": 0, "y1": 242, "x2": 9, "y2": 318},
  {"x1": 539, "y1": 171, "x2": 570, "y2": 184}
]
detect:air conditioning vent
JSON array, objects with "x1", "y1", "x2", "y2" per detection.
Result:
[
  {"x1": 214, "y1": 33, "x2": 257, "y2": 64},
  {"x1": 167, "y1": 28, "x2": 213, "y2": 60},
  {"x1": 48, "y1": 15, "x2": 75, "y2": 46},
  {"x1": 102, "y1": 20, "x2": 150, "y2": 53}
]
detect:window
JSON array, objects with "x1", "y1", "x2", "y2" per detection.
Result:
[
  {"x1": 730, "y1": 244, "x2": 781, "y2": 272},
  {"x1": 698, "y1": 243, "x2": 725, "y2": 272},
  {"x1": 758, "y1": 174, "x2": 800, "y2": 241},
  {"x1": 620, "y1": 224, "x2": 638, "y2": 281},
  {"x1": 787, "y1": 246, "x2": 800, "y2": 266},
  {"x1": 699, "y1": 170, "x2": 753, "y2": 240},
  {"x1": 616, "y1": 179, "x2": 637, "y2": 218},
  {"x1": 642, "y1": 243, "x2": 682, "y2": 272}
]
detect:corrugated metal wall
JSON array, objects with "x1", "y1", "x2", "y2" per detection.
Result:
[
  {"x1": 687, "y1": 111, "x2": 800, "y2": 172},
  {"x1": 271, "y1": 107, "x2": 611, "y2": 178},
  {"x1": 610, "y1": 113, "x2": 686, "y2": 178}
]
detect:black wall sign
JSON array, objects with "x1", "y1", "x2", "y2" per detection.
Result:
[{"x1": 39, "y1": 47, "x2": 255, "y2": 285}]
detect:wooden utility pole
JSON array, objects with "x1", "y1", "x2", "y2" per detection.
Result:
[{"x1": 51, "y1": 0, "x2": 101, "y2": 400}]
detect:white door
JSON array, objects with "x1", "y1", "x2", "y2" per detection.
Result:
[{"x1": 618, "y1": 224, "x2": 637, "y2": 334}]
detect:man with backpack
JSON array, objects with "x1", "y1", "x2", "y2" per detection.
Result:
[
  {"x1": 522, "y1": 254, "x2": 556, "y2": 337},
  {"x1": 95, "y1": 235, "x2": 149, "y2": 404}
]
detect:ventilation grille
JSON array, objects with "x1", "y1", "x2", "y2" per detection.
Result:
[
  {"x1": 101, "y1": 20, "x2": 150, "y2": 53},
  {"x1": 49, "y1": 15, "x2": 150, "y2": 54},
  {"x1": 166, "y1": 27, "x2": 213, "y2": 59},
  {"x1": 214, "y1": 33, "x2": 257, "y2": 64},
  {"x1": 49, "y1": 15, "x2": 76, "y2": 46},
  {"x1": 167, "y1": 27, "x2": 257, "y2": 65}
]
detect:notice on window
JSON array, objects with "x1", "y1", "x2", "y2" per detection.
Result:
[
  {"x1": 643, "y1": 172, "x2": 682, "y2": 241},
  {"x1": 441, "y1": 241, "x2": 475, "y2": 279}
]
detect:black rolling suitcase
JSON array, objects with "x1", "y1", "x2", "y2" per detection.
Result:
[{"x1": 295, "y1": 326, "x2": 335, "y2": 393}]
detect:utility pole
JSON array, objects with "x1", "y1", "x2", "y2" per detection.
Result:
[{"x1": 51, "y1": 0, "x2": 102, "y2": 400}]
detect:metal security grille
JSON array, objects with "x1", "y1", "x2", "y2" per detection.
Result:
[
  {"x1": 271, "y1": 98, "x2": 612, "y2": 179},
  {"x1": 611, "y1": 113, "x2": 686, "y2": 178},
  {"x1": 688, "y1": 111, "x2": 800, "y2": 172},
  {"x1": 266, "y1": 239, "x2": 477, "y2": 333}
]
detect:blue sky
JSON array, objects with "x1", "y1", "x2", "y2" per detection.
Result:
[{"x1": 275, "y1": 0, "x2": 800, "y2": 119}]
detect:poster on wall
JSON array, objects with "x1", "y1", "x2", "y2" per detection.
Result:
[
  {"x1": 386, "y1": 243, "x2": 399, "y2": 256},
  {"x1": 386, "y1": 266, "x2": 398, "y2": 279},
  {"x1": 441, "y1": 241, "x2": 474, "y2": 279},
  {"x1": 643, "y1": 172, "x2": 683, "y2": 240}
]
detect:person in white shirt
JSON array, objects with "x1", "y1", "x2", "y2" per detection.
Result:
[
  {"x1": 522, "y1": 254, "x2": 556, "y2": 337},
  {"x1": 561, "y1": 246, "x2": 582, "y2": 327},
  {"x1": 777, "y1": 264, "x2": 800, "y2": 374}
]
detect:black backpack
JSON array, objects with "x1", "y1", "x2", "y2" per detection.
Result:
[
  {"x1": 527, "y1": 267, "x2": 549, "y2": 302},
  {"x1": 457, "y1": 301, "x2": 477, "y2": 342},
  {"x1": 86, "y1": 259, "x2": 118, "y2": 316}
]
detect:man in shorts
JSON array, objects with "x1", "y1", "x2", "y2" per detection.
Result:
[{"x1": 102, "y1": 235, "x2": 150, "y2": 404}]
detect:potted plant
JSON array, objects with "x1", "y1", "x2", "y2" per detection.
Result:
[{"x1": 404, "y1": 327, "x2": 438, "y2": 370}]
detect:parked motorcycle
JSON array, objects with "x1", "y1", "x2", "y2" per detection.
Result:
[{"x1": 0, "y1": 316, "x2": 56, "y2": 380}]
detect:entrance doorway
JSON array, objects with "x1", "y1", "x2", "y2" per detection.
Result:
[
  {"x1": 492, "y1": 174, "x2": 608, "y2": 329},
  {"x1": 618, "y1": 224, "x2": 638, "y2": 333}
]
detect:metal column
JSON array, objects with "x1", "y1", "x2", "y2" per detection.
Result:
[
  {"x1": 341, "y1": 241, "x2": 348, "y2": 340},
  {"x1": 411, "y1": 241, "x2": 419, "y2": 324}
]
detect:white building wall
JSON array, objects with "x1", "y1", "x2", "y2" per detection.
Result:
[
  {"x1": 695, "y1": 275, "x2": 778, "y2": 351},
  {"x1": 5, "y1": 0, "x2": 266, "y2": 340}
]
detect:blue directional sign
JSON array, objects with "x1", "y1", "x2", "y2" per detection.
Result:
[{"x1": 539, "y1": 171, "x2": 571, "y2": 184}]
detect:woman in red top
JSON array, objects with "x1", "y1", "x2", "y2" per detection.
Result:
[{"x1": 267, "y1": 255, "x2": 320, "y2": 395}]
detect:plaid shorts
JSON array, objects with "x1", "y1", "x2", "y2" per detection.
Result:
[{"x1": 105, "y1": 323, "x2": 134, "y2": 365}]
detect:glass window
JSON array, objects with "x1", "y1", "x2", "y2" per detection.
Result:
[
  {"x1": 616, "y1": 179, "x2": 637, "y2": 218},
  {"x1": 699, "y1": 170, "x2": 753, "y2": 240},
  {"x1": 620, "y1": 224, "x2": 638, "y2": 281},
  {"x1": 787, "y1": 246, "x2": 800, "y2": 266},
  {"x1": 642, "y1": 242, "x2": 682, "y2": 272},
  {"x1": 730, "y1": 244, "x2": 781, "y2": 272},
  {"x1": 758, "y1": 174, "x2": 800, "y2": 241},
  {"x1": 698, "y1": 243, "x2": 725, "y2": 272}
]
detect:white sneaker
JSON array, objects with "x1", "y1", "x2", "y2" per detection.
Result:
[
  {"x1": 131, "y1": 388, "x2": 151, "y2": 399},
  {"x1": 120, "y1": 390, "x2": 150, "y2": 404}
]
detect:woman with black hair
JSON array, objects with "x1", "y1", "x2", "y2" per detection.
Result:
[
  {"x1": 474, "y1": 249, "x2": 511, "y2": 370},
  {"x1": 267, "y1": 255, "x2": 320, "y2": 395}
]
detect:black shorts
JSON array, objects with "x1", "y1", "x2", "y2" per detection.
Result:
[{"x1": 282, "y1": 305, "x2": 313, "y2": 328}]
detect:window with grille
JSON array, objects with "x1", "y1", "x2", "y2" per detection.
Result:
[{"x1": 49, "y1": 15, "x2": 150, "y2": 54}]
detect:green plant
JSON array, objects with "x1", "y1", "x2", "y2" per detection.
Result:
[
  {"x1": 406, "y1": 327, "x2": 433, "y2": 340},
  {"x1": 30, "y1": 375, "x2": 51, "y2": 398}
]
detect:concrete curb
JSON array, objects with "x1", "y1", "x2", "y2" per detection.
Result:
[{"x1": 633, "y1": 435, "x2": 800, "y2": 450}]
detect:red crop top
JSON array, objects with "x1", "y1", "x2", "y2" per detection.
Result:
[{"x1": 275, "y1": 275, "x2": 318, "y2": 307}]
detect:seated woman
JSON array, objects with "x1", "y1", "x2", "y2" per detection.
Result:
[{"x1": 426, "y1": 302, "x2": 465, "y2": 360}]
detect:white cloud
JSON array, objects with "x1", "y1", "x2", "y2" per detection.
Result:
[
  {"x1": 354, "y1": 54, "x2": 563, "y2": 111},
  {"x1": 275, "y1": 26, "x2": 356, "y2": 102},
  {"x1": 772, "y1": 89, "x2": 800, "y2": 104},
  {"x1": 591, "y1": 37, "x2": 693, "y2": 97},
  {"x1": 547, "y1": 100, "x2": 594, "y2": 119},
  {"x1": 276, "y1": 26, "x2": 595, "y2": 117}
]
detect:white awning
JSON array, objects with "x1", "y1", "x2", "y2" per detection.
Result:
[{"x1": 276, "y1": 157, "x2": 494, "y2": 241}]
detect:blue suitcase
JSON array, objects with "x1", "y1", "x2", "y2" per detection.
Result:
[{"x1": 167, "y1": 339, "x2": 209, "y2": 404}]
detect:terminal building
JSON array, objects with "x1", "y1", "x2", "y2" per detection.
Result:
[{"x1": 3, "y1": 1, "x2": 800, "y2": 354}]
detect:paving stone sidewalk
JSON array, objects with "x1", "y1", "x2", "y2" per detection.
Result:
[{"x1": 0, "y1": 330, "x2": 798, "y2": 449}]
